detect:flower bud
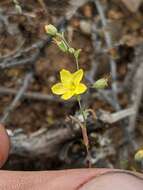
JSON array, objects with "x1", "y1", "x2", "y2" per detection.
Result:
[
  {"x1": 135, "y1": 149, "x2": 143, "y2": 162},
  {"x1": 93, "y1": 78, "x2": 108, "y2": 89},
  {"x1": 45, "y1": 24, "x2": 58, "y2": 36}
]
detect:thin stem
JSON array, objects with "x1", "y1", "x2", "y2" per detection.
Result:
[
  {"x1": 58, "y1": 30, "x2": 91, "y2": 166},
  {"x1": 77, "y1": 96, "x2": 91, "y2": 167},
  {"x1": 59, "y1": 32, "x2": 71, "y2": 49},
  {"x1": 77, "y1": 96, "x2": 86, "y2": 127},
  {"x1": 62, "y1": 35, "x2": 80, "y2": 70},
  {"x1": 58, "y1": 32, "x2": 80, "y2": 70},
  {"x1": 75, "y1": 56, "x2": 79, "y2": 70}
]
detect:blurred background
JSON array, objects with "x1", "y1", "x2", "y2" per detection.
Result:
[{"x1": 0, "y1": 0, "x2": 143, "y2": 172}]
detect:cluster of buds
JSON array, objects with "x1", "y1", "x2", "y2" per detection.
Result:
[
  {"x1": 45, "y1": 24, "x2": 81, "y2": 58},
  {"x1": 45, "y1": 24, "x2": 109, "y2": 99},
  {"x1": 45, "y1": 24, "x2": 68, "y2": 52}
]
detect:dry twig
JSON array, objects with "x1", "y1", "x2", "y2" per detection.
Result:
[
  {"x1": 98, "y1": 107, "x2": 135, "y2": 124},
  {"x1": 128, "y1": 45, "x2": 143, "y2": 133},
  {"x1": 94, "y1": 0, "x2": 120, "y2": 111},
  {"x1": 0, "y1": 72, "x2": 33, "y2": 124},
  {"x1": 0, "y1": 86, "x2": 72, "y2": 102}
]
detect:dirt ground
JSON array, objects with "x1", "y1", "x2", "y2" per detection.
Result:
[{"x1": 0, "y1": 0, "x2": 143, "y2": 172}]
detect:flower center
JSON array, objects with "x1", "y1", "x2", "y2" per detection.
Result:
[{"x1": 69, "y1": 83, "x2": 76, "y2": 91}]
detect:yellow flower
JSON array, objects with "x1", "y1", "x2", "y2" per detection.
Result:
[{"x1": 51, "y1": 69, "x2": 87, "y2": 100}]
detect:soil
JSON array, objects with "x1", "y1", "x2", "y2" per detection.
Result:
[{"x1": 0, "y1": 0, "x2": 143, "y2": 172}]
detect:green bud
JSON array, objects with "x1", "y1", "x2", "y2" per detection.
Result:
[
  {"x1": 45, "y1": 24, "x2": 58, "y2": 36},
  {"x1": 135, "y1": 149, "x2": 143, "y2": 162},
  {"x1": 93, "y1": 78, "x2": 108, "y2": 89},
  {"x1": 68, "y1": 48, "x2": 75, "y2": 54},
  {"x1": 57, "y1": 40, "x2": 68, "y2": 52}
]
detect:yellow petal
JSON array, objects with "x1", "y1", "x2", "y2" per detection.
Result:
[
  {"x1": 51, "y1": 83, "x2": 67, "y2": 95},
  {"x1": 60, "y1": 69, "x2": 72, "y2": 86},
  {"x1": 61, "y1": 91, "x2": 74, "y2": 100},
  {"x1": 75, "y1": 83, "x2": 87, "y2": 95},
  {"x1": 73, "y1": 69, "x2": 83, "y2": 85}
]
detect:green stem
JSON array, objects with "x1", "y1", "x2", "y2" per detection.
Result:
[
  {"x1": 62, "y1": 35, "x2": 80, "y2": 70},
  {"x1": 62, "y1": 37, "x2": 70, "y2": 49},
  {"x1": 77, "y1": 96, "x2": 86, "y2": 127},
  {"x1": 60, "y1": 33, "x2": 90, "y2": 166},
  {"x1": 58, "y1": 32, "x2": 80, "y2": 70},
  {"x1": 60, "y1": 32, "x2": 71, "y2": 49},
  {"x1": 77, "y1": 97, "x2": 88, "y2": 143},
  {"x1": 77, "y1": 96, "x2": 91, "y2": 167},
  {"x1": 75, "y1": 56, "x2": 79, "y2": 70}
]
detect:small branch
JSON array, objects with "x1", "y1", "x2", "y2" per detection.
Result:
[
  {"x1": 0, "y1": 72, "x2": 33, "y2": 124},
  {"x1": 128, "y1": 45, "x2": 143, "y2": 133},
  {"x1": 0, "y1": 18, "x2": 67, "y2": 70},
  {"x1": 0, "y1": 86, "x2": 70, "y2": 102},
  {"x1": 94, "y1": 0, "x2": 120, "y2": 111},
  {"x1": 7, "y1": 115, "x2": 103, "y2": 161},
  {"x1": 0, "y1": 50, "x2": 39, "y2": 69},
  {"x1": 98, "y1": 107, "x2": 135, "y2": 124}
]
